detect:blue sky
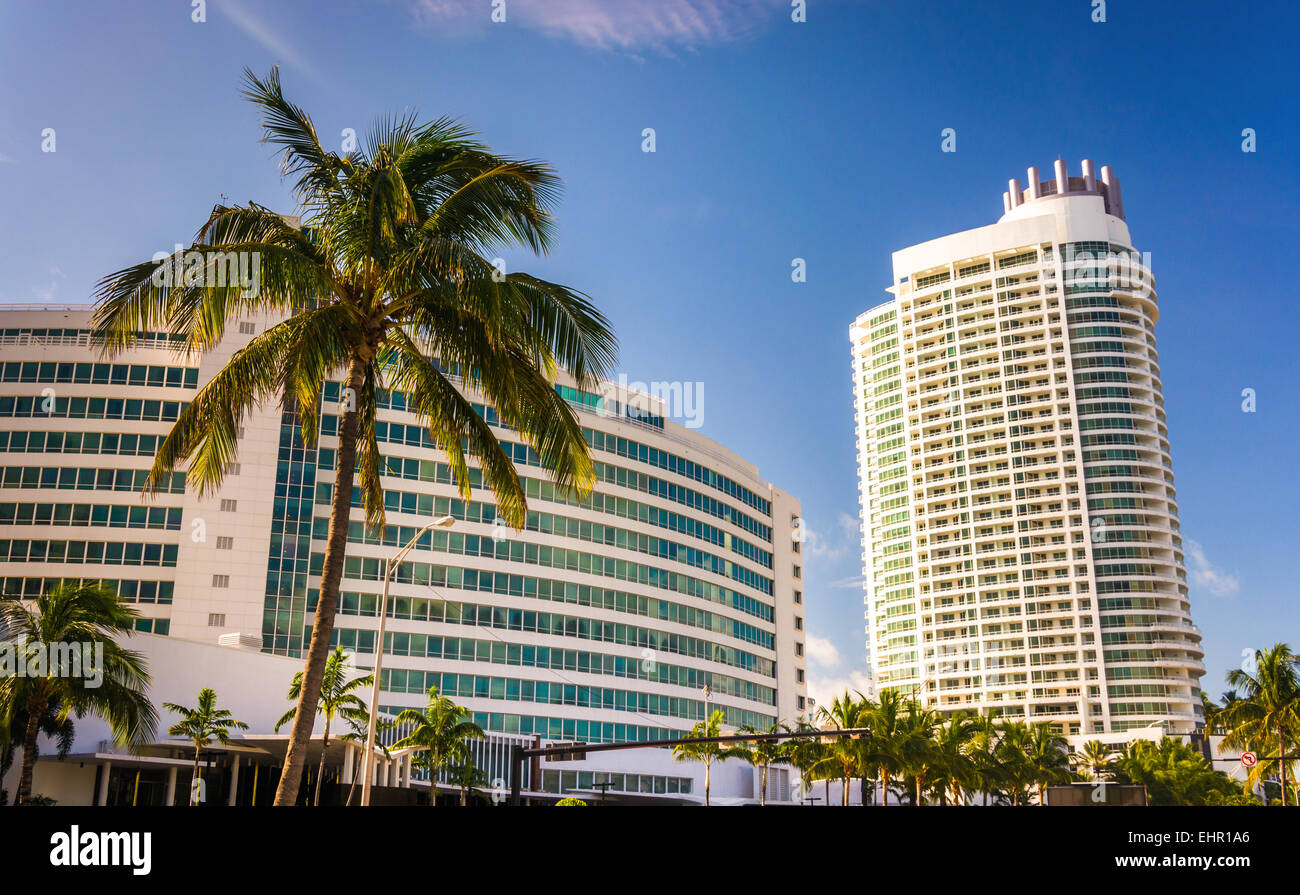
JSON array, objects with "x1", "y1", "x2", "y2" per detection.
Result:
[{"x1": 1, "y1": 0, "x2": 1297, "y2": 708}]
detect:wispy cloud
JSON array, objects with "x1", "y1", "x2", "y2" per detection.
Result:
[
  {"x1": 218, "y1": 0, "x2": 324, "y2": 82},
  {"x1": 804, "y1": 512, "x2": 860, "y2": 561},
  {"x1": 408, "y1": 0, "x2": 780, "y2": 53},
  {"x1": 1185, "y1": 539, "x2": 1240, "y2": 598},
  {"x1": 807, "y1": 669, "x2": 873, "y2": 714},
  {"x1": 827, "y1": 575, "x2": 865, "y2": 590},
  {"x1": 0, "y1": 153, "x2": 14, "y2": 165},
  {"x1": 804, "y1": 634, "x2": 840, "y2": 669}
]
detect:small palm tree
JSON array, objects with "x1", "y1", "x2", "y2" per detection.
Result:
[
  {"x1": 813, "y1": 692, "x2": 871, "y2": 805},
  {"x1": 0, "y1": 582, "x2": 157, "y2": 805},
  {"x1": 967, "y1": 712, "x2": 1003, "y2": 806},
  {"x1": 1026, "y1": 723, "x2": 1070, "y2": 804},
  {"x1": 391, "y1": 686, "x2": 485, "y2": 806},
  {"x1": 672, "y1": 709, "x2": 747, "y2": 807},
  {"x1": 1223, "y1": 643, "x2": 1300, "y2": 805},
  {"x1": 91, "y1": 67, "x2": 617, "y2": 806},
  {"x1": 337, "y1": 711, "x2": 392, "y2": 807},
  {"x1": 994, "y1": 721, "x2": 1036, "y2": 806},
  {"x1": 447, "y1": 759, "x2": 490, "y2": 806},
  {"x1": 786, "y1": 718, "x2": 827, "y2": 805},
  {"x1": 739, "y1": 721, "x2": 789, "y2": 806},
  {"x1": 1, "y1": 705, "x2": 75, "y2": 805},
  {"x1": 275, "y1": 646, "x2": 371, "y2": 806},
  {"x1": 1070, "y1": 740, "x2": 1114, "y2": 781},
  {"x1": 164, "y1": 688, "x2": 248, "y2": 806}
]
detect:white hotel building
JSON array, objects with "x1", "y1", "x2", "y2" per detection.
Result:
[
  {"x1": 0, "y1": 305, "x2": 807, "y2": 805},
  {"x1": 850, "y1": 160, "x2": 1205, "y2": 737}
]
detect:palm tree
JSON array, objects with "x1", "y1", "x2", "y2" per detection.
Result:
[
  {"x1": 1, "y1": 705, "x2": 75, "y2": 805},
  {"x1": 898, "y1": 702, "x2": 941, "y2": 805},
  {"x1": 967, "y1": 712, "x2": 1003, "y2": 806},
  {"x1": 739, "y1": 721, "x2": 789, "y2": 806},
  {"x1": 447, "y1": 759, "x2": 490, "y2": 806},
  {"x1": 1202, "y1": 689, "x2": 1239, "y2": 735},
  {"x1": 1069, "y1": 739, "x2": 1114, "y2": 782},
  {"x1": 163, "y1": 688, "x2": 248, "y2": 806},
  {"x1": 786, "y1": 718, "x2": 827, "y2": 805},
  {"x1": 274, "y1": 646, "x2": 371, "y2": 806},
  {"x1": 862, "y1": 689, "x2": 908, "y2": 806},
  {"x1": 813, "y1": 692, "x2": 870, "y2": 805},
  {"x1": 1026, "y1": 723, "x2": 1070, "y2": 804},
  {"x1": 90, "y1": 68, "x2": 617, "y2": 806},
  {"x1": 1223, "y1": 643, "x2": 1300, "y2": 805},
  {"x1": 0, "y1": 582, "x2": 157, "y2": 805},
  {"x1": 337, "y1": 711, "x2": 392, "y2": 807},
  {"x1": 993, "y1": 722, "x2": 1036, "y2": 806},
  {"x1": 672, "y1": 709, "x2": 747, "y2": 806},
  {"x1": 928, "y1": 712, "x2": 978, "y2": 805},
  {"x1": 390, "y1": 686, "x2": 485, "y2": 806}
]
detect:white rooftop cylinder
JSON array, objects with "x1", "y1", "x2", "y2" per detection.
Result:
[
  {"x1": 1026, "y1": 166, "x2": 1041, "y2": 199},
  {"x1": 1008, "y1": 178, "x2": 1021, "y2": 207},
  {"x1": 1054, "y1": 159, "x2": 1069, "y2": 195},
  {"x1": 1081, "y1": 158, "x2": 1097, "y2": 191}
]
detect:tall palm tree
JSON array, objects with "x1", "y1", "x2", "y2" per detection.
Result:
[
  {"x1": 274, "y1": 646, "x2": 371, "y2": 806},
  {"x1": 671, "y1": 709, "x2": 747, "y2": 807},
  {"x1": 1070, "y1": 739, "x2": 1114, "y2": 781},
  {"x1": 739, "y1": 721, "x2": 789, "y2": 806},
  {"x1": 862, "y1": 689, "x2": 907, "y2": 806},
  {"x1": 1026, "y1": 723, "x2": 1070, "y2": 804},
  {"x1": 786, "y1": 717, "x2": 827, "y2": 805},
  {"x1": 813, "y1": 692, "x2": 870, "y2": 805},
  {"x1": 898, "y1": 702, "x2": 941, "y2": 805},
  {"x1": 163, "y1": 688, "x2": 248, "y2": 806},
  {"x1": 0, "y1": 582, "x2": 157, "y2": 805},
  {"x1": 993, "y1": 721, "x2": 1036, "y2": 806},
  {"x1": 390, "y1": 686, "x2": 485, "y2": 806},
  {"x1": 90, "y1": 68, "x2": 617, "y2": 806},
  {"x1": 928, "y1": 712, "x2": 978, "y2": 805},
  {"x1": 967, "y1": 712, "x2": 1003, "y2": 806},
  {"x1": 1223, "y1": 643, "x2": 1300, "y2": 805}
]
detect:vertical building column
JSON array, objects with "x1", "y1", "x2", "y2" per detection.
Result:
[
  {"x1": 341, "y1": 745, "x2": 354, "y2": 785},
  {"x1": 227, "y1": 755, "x2": 240, "y2": 806},
  {"x1": 97, "y1": 761, "x2": 112, "y2": 806},
  {"x1": 164, "y1": 766, "x2": 177, "y2": 807}
]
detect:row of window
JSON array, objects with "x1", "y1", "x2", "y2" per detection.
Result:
[
  {"x1": 0, "y1": 466, "x2": 186, "y2": 494},
  {"x1": 0, "y1": 502, "x2": 182, "y2": 530},
  {"x1": 0, "y1": 539, "x2": 179, "y2": 566},
  {"x1": 0, "y1": 576, "x2": 174, "y2": 603},
  {"x1": 0, "y1": 430, "x2": 166, "y2": 457},
  {"x1": 0, "y1": 361, "x2": 199, "y2": 389},
  {"x1": 0, "y1": 395, "x2": 186, "y2": 422}
]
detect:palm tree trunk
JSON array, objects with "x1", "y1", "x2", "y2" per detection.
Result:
[
  {"x1": 16, "y1": 698, "x2": 47, "y2": 806},
  {"x1": 705, "y1": 759, "x2": 711, "y2": 807},
  {"x1": 1281, "y1": 725, "x2": 1289, "y2": 807},
  {"x1": 313, "y1": 717, "x2": 331, "y2": 807},
  {"x1": 842, "y1": 774, "x2": 849, "y2": 806},
  {"x1": 915, "y1": 775, "x2": 922, "y2": 806},
  {"x1": 760, "y1": 764, "x2": 767, "y2": 806},
  {"x1": 274, "y1": 354, "x2": 366, "y2": 806},
  {"x1": 823, "y1": 777, "x2": 828, "y2": 806},
  {"x1": 879, "y1": 768, "x2": 887, "y2": 806},
  {"x1": 191, "y1": 749, "x2": 202, "y2": 806}
]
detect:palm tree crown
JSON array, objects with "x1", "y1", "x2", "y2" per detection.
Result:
[{"x1": 164, "y1": 688, "x2": 248, "y2": 805}]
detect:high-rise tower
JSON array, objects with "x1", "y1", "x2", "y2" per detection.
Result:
[{"x1": 850, "y1": 161, "x2": 1204, "y2": 735}]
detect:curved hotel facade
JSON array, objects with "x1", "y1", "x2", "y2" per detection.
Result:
[
  {"x1": 850, "y1": 161, "x2": 1205, "y2": 736},
  {"x1": 0, "y1": 305, "x2": 807, "y2": 803}
]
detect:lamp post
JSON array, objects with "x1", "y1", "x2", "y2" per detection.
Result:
[{"x1": 360, "y1": 514, "x2": 455, "y2": 806}]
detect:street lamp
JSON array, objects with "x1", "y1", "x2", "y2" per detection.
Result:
[{"x1": 360, "y1": 513, "x2": 455, "y2": 806}]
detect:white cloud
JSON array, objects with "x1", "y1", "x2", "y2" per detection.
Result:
[
  {"x1": 1185, "y1": 539, "x2": 1240, "y2": 598},
  {"x1": 827, "y1": 575, "x2": 865, "y2": 590},
  {"x1": 804, "y1": 634, "x2": 840, "y2": 669},
  {"x1": 807, "y1": 669, "x2": 874, "y2": 715},
  {"x1": 408, "y1": 0, "x2": 778, "y2": 53},
  {"x1": 804, "y1": 512, "x2": 860, "y2": 561},
  {"x1": 218, "y1": 1, "x2": 324, "y2": 82},
  {"x1": 0, "y1": 154, "x2": 14, "y2": 164}
]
